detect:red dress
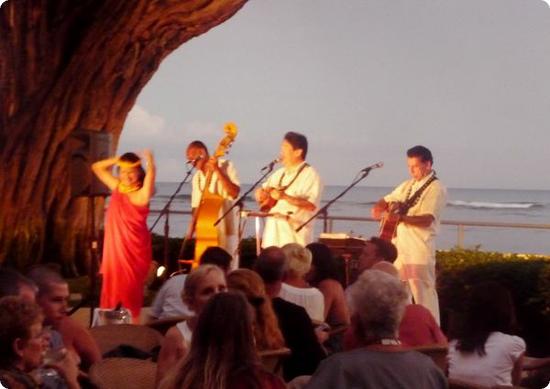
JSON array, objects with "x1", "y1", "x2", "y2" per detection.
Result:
[{"x1": 100, "y1": 189, "x2": 151, "y2": 319}]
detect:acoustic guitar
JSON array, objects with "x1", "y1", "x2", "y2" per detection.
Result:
[
  {"x1": 179, "y1": 123, "x2": 238, "y2": 268},
  {"x1": 379, "y1": 202, "x2": 404, "y2": 241}
]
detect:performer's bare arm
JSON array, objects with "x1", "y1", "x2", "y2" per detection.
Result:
[
  {"x1": 207, "y1": 157, "x2": 240, "y2": 199},
  {"x1": 135, "y1": 149, "x2": 156, "y2": 203},
  {"x1": 91, "y1": 157, "x2": 120, "y2": 190}
]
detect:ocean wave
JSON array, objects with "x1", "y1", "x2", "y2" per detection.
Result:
[{"x1": 449, "y1": 200, "x2": 542, "y2": 210}]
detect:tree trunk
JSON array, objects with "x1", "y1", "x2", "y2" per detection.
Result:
[{"x1": 0, "y1": 0, "x2": 248, "y2": 273}]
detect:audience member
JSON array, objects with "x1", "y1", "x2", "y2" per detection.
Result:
[
  {"x1": 357, "y1": 236, "x2": 398, "y2": 274},
  {"x1": 226, "y1": 269, "x2": 285, "y2": 351},
  {"x1": 159, "y1": 292, "x2": 285, "y2": 389},
  {"x1": 306, "y1": 243, "x2": 350, "y2": 327},
  {"x1": 447, "y1": 281, "x2": 525, "y2": 387},
  {"x1": 0, "y1": 296, "x2": 80, "y2": 389},
  {"x1": 0, "y1": 268, "x2": 37, "y2": 301},
  {"x1": 305, "y1": 270, "x2": 447, "y2": 389},
  {"x1": 27, "y1": 266, "x2": 101, "y2": 370},
  {"x1": 279, "y1": 243, "x2": 324, "y2": 322},
  {"x1": 156, "y1": 264, "x2": 227, "y2": 384},
  {"x1": 255, "y1": 247, "x2": 325, "y2": 381},
  {"x1": 149, "y1": 247, "x2": 233, "y2": 321}
]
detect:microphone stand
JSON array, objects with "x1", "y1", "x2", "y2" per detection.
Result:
[
  {"x1": 295, "y1": 163, "x2": 382, "y2": 233},
  {"x1": 149, "y1": 164, "x2": 194, "y2": 273},
  {"x1": 214, "y1": 161, "x2": 276, "y2": 227}
]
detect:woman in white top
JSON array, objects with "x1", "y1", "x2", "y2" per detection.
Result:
[
  {"x1": 447, "y1": 281, "x2": 525, "y2": 387},
  {"x1": 156, "y1": 265, "x2": 227, "y2": 384},
  {"x1": 279, "y1": 243, "x2": 325, "y2": 323}
]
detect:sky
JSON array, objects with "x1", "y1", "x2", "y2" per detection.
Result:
[{"x1": 119, "y1": 0, "x2": 550, "y2": 190}]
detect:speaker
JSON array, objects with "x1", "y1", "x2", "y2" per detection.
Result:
[{"x1": 69, "y1": 129, "x2": 114, "y2": 197}]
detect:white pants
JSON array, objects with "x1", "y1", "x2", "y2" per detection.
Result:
[{"x1": 394, "y1": 260, "x2": 440, "y2": 325}]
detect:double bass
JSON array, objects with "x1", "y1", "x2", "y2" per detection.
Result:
[{"x1": 180, "y1": 123, "x2": 238, "y2": 267}]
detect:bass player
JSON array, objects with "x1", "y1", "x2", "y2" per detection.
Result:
[
  {"x1": 371, "y1": 145, "x2": 446, "y2": 324},
  {"x1": 186, "y1": 139, "x2": 240, "y2": 265}
]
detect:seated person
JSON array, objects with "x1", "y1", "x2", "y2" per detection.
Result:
[
  {"x1": 344, "y1": 258, "x2": 447, "y2": 349},
  {"x1": 447, "y1": 281, "x2": 525, "y2": 387},
  {"x1": 0, "y1": 296, "x2": 80, "y2": 389},
  {"x1": 254, "y1": 246, "x2": 326, "y2": 381},
  {"x1": 156, "y1": 264, "x2": 227, "y2": 384},
  {"x1": 226, "y1": 269, "x2": 285, "y2": 351},
  {"x1": 149, "y1": 247, "x2": 232, "y2": 321},
  {"x1": 305, "y1": 270, "x2": 447, "y2": 389},
  {"x1": 27, "y1": 266, "x2": 101, "y2": 370},
  {"x1": 279, "y1": 243, "x2": 324, "y2": 322},
  {"x1": 0, "y1": 268, "x2": 38, "y2": 301},
  {"x1": 159, "y1": 292, "x2": 285, "y2": 389}
]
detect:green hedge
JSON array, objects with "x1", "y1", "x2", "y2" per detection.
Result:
[{"x1": 436, "y1": 249, "x2": 550, "y2": 356}]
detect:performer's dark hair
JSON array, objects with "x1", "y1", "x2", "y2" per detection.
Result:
[
  {"x1": 119, "y1": 152, "x2": 146, "y2": 183},
  {"x1": 366, "y1": 237, "x2": 398, "y2": 263},
  {"x1": 456, "y1": 281, "x2": 518, "y2": 356},
  {"x1": 200, "y1": 246, "x2": 232, "y2": 273},
  {"x1": 188, "y1": 140, "x2": 208, "y2": 153},
  {"x1": 284, "y1": 131, "x2": 308, "y2": 159},
  {"x1": 407, "y1": 145, "x2": 433, "y2": 164}
]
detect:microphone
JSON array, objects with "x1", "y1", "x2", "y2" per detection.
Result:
[
  {"x1": 186, "y1": 155, "x2": 203, "y2": 165},
  {"x1": 261, "y1": 158, "x2": 280, "y2": 172},
  {"x1": 360, "y1": 162, "x2": 384, "y2": 173}
]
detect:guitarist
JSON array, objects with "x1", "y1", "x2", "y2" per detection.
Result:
[
  {"x1": 186, "y1": 140, "x2": 240, "y2": 263},
  {"x1": 255, "y1": 132, "x2": 322, "y2": 247},
  {"x1": 371, "y1": 145, "x2": 446, "y2": 324}
]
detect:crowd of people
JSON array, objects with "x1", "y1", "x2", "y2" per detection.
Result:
[{"x1": 1, "y1": 135, "x2": 548, "y2": 388}]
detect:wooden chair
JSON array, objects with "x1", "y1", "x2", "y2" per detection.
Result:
[
  {"x1": 259, "y1": 347, "x2": 291, "y2": 376},
  {"x1": 89, "y1": 324, "x2": 163, "y2": 355},
  {"x1": 412, "y1": 344, "x2": 449, "y2": 373},
  {"x1": 146, "y1": 315, "x2": 188, "y2": 336},
  {"x1": 89, "y1": 357, "x2": 157, "y2": 389}
]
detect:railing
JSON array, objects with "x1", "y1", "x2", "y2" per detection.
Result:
[{"x1": 150, "y1": 209, "x2": 550, "y2": 249}]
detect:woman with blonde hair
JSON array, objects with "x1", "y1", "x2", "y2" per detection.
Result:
[
  {"x1": 157, "y1": 264, "x2": 227, "y2": 384},
  {"x1": 279, "y1": 243, "x2": 324, "y2": 322},
  {"x1": 226, "y1": 269, "x2": 285, "y2": 351}
]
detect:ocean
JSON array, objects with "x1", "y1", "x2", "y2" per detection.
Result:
[{"x1": 147, "y1": 183, "x2": 550, "y2": 255}]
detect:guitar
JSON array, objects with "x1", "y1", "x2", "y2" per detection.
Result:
[
  {"x1": 258, "y1": 162, "x2": 309, "y2": 212},
  {"x1": 179, "y1": 122, "x2": 238, "y2": 267},
  {"x1": 379, "y1": 202, "x2": 404, "y2": 241}
]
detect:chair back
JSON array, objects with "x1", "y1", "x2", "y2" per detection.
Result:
[
  {"x1": 89, "y1": 357, "x2": 157, "y2": 389},
  {"x1": 89, "y1": 324, "x2": 163, "y2": 355},
  {"x1": 259, "y1": 347, "x2": 291, "y2": 376},
  {"x1": 412, "y1": 344, "x2": 449, "y2": 373}
]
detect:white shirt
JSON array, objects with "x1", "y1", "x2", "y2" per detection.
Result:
[
  {"x1": 191, "y1": 159, "x2": 240, "y2": 254},
  {"x1": 150, "y1": 274, "x2": 193, "y2": 319},
  {"x1": 448, "y1": 331, "x2": 526, "y2": 387},
  {"x1": 261, "y1": 163, "x2": 322, "y2": 247},
  {"x1": 279, "y1": 283, "x2": 325, "y2": 322},
  {"x1": 384, "y1": 172, "x2": 446, "y2": 265}
]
